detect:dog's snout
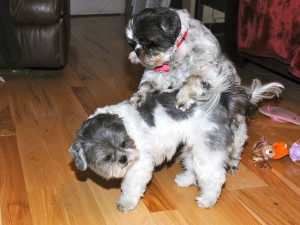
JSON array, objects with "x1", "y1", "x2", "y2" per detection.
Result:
[
  {"x1": 135, "y1": 48, "x2": 142, "y2": 57},
  {"x1": 119, "y1": 155, "x2": 128, "y2": 164}
]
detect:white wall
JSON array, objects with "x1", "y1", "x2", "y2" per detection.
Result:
[{"x1": 71, "y1": 0, "x2": 126, "y2": 15}]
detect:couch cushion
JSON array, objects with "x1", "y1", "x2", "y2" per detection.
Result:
[
  {"x1": 10, "y1": 0, "x2": 66, "y2": 24},
  {"x1": 0, "y1": 20, "x2": 68, "y2": 68}
]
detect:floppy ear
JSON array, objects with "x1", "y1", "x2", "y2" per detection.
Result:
[
  {"x1": 69, "y1": 142, "x2": 87, "y2": 171},
  {"x1": 160, "y1": 12, "x2": 181, "y2": 38}
]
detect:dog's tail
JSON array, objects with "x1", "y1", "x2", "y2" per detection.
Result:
[
  {"x1": 245, "y1": 79, "x2": 284, "y2": 116},
  {"x1": 247, "y1": 79, "x2": 284, "y2": 104},
  {"x1": 201, "y1": 77, "x2": 284, "y2": 114},
  {"x1": 200, "y1": 73, "x2": 237, "y2": 112}
]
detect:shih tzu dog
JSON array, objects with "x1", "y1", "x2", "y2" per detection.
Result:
[
  {"x1": 126, "y1": 7, "x2": 241, "y2": 111},
  {"x1": 69, "y1": 79, "x2": 283, "y2": 212}
]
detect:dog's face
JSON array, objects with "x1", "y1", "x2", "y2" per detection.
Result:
[
  {"x1": 69, "y1": 113, "x2": 138, "y2": 180},
  {"x1": 125, "y1": 7, "x2": 181, "y2": 69}
]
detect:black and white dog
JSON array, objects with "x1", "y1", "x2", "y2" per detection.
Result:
[
  {"x1": 69, "y1": 79, "x2": 283, "y2": 212},
  {"x1": 126, "y1": 7, "x2": 241, "y2": 111}
]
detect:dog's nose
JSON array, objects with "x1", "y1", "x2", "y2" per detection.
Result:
[
  {"x1": 135, "y1": 48, "x2": 142, "y2": 57},
  {"x1": 119, "y1": 155, "x2": 128, "y2": 164}
]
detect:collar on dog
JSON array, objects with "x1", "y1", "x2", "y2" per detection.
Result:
[
  {"x1": 154, "y1": 30, "x2": 188, "y2": 73},
  {"x1": 176, "y1": 30, "x2": 188, "y2": 48}
]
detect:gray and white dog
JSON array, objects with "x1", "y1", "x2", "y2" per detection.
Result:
[
  {"x1": 69, "y1": 79, "x2": 283, "y2": 212},
  {"x1": 126, "y1": 7, "x2": 241, "y2": 111}
]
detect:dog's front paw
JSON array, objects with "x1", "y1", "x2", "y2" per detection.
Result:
[
  {"x1": 116, "y1": 196, "x2": 139, "y2": 212},
  {"x1": 129, "y1": 92, "x2": 146, "y2": 107},
  {"x1": 175, "y1": 90, "x2": 196, "y2": 111},
  {"x1": 196, "y1": 195, "x2": 217, "y2": 208}
]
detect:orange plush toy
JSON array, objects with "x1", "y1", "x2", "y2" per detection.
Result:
[{"x1": 251, "y1": 137, "x2": 290, "y2": 168}]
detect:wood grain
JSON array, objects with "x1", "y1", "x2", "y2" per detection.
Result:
[
  {"x1": 0, "y1": 86, "x2": 15, "y2": 136},
  {"x1": 0, "y1": 136, "x2": 33, "y2": 225},
  {"x1": 0, "y1": 15, "x2": 299, "y2": 224}
]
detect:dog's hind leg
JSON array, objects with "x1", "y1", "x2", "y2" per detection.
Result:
[
  {"x1": 227, "y1": 114, "x2": 248, "y2": 173},
  {"x1": 192, "y1": 145, "x2": 227, "y2": 208},
  {"x1": 175, "y1": 149, "x2": 197, "y2": 187}
]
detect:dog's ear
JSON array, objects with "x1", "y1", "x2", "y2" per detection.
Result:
[
  {"x1": 160, "y1": 11, "x2": 181, "y2": 38},
  {"x1": 69, "y1": 141, "x2": 87, "y2": 171},
  {"x1": 124, "y1": 135, "x2": 136, "y2": 149}
]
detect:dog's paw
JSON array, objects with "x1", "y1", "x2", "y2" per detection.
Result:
[
  {"x1": 129, "y1": 92, "x2": 146, "y2": 107},
  {"x1": 196, "y1": 195, "x2": 217, "y2": 208},
  {"x1": 175, "y1": 91, "x2": 195, "y2": 111},
  {"x1": 116, "y1": 196, "x2": 139, "y2": 212},
  {"x1": 226, "y1": 165, "x2": 239, "y2": 174},
  {"x1": 175, "y1": 172, "x2": 196, "y2": 187},
  {"x1": 226, "y1": 157, "x2": 240, "y2": 174}
]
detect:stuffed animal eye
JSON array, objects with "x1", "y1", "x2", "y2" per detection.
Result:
[{"x1": 265, "y1": 149, "x2": 274, "y2": 155}]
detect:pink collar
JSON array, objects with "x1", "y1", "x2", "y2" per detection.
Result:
[{"x1": 154, "y1": 30, "x2": 188, "y2": 73}]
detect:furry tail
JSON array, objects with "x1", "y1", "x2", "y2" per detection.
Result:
[
  {"x1": 201, "y1": 78, "x2": 284, "y2": 114},
  {"x1": 247, "y1": 79, "x2": 284, "y2": 105},
  {"x1": 244, "y1": 79, "x2": 284, "y2": 117},
  {"x1": 200, "y1": 73, "x2": 235, "y2": 112}
]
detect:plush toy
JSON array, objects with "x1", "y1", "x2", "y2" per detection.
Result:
[
  {"x1": 250, "y1": 137, "x2": 300, "y2": 168},
  {"x1": 289, "y1": 141, "x2": 300, "y2": 166}
]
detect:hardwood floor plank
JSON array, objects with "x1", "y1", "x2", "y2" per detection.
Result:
[
  {"x1": 27, "y1": 189, "x2": 71, "y2": 225},
  {"x1": 59, "y1": 64, "x2": 85, "y2": 87},
  {"x1": 7, "y1": 82, "x2": 65, "y2": 190},
  {"x1": 71, "y1": 86, "x2": 99, "y2": 115},
  {"x1": 41, "y1": 78, "x2": 88, "y2": 142},
  {"x1": 0, "y1": 86, "x2": 15, "y2": 136},
  {"x1": 225, "y1": 163, "x2": 267, "y2": 191},
  {"x1": 143, "y1": 178, "x2": 176, "y2": 212},
  {"x1": 37, "y1": 115, "x2": 80, "y2": 183},
  {"x1": 152, "y1": 210, "x2": 190, "y2": 225},
  {"x1": 0, "y1": 107, "x2": 16, "y2": 137},
  {"x1": 87, "y1": 179, "x2": 157, "y2": 225},
  {"x1": 232, "y1": 187, "x2": 300, "y2": 224},
  {"x1": 153, "y1": 163, "x2": 260, "y2": 225},
  {"x1": 60, "y1": 181, "x2": 106, "y2": 225},
  {"x1": 83, "y1": 80, "x2": 129, "y2": 108},
  {"x1": 0, "y1": 136, "x2": 33, "y2": 225},
  {"x1": 27, "y1": 79, "x2": 57, "y2": 118}
]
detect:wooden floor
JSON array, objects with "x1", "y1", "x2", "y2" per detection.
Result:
[{"x1": 1, "y1": 15, "x2": 300, "y2": 225}]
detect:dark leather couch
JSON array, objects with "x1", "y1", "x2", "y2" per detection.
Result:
[{"x1": 0, "y1": 0, "x2": 70, "y2": 72}]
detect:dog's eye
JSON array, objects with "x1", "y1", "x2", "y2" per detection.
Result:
[
  {"x1": 143, "y1": 41, "x2": 155, "y2": 48},
  {"x1": 103, "y1": 155, "x2": 111, "y2": 162},
  {"x1": 128, "y1": 40, "x2": 136, "y2": 49}
]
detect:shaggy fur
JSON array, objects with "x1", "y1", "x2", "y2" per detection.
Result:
[
  {"x1": 70, "y1": 79, "x2": 283, "y2": 212},
  {"x1": 126, "y1": 7, "x2": 241, "y2": 111}
]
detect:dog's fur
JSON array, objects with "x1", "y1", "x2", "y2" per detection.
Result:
[
  {"x1": 126, "y1": 7, "x2": 241, "y2": 111},
  {"x1": 69, "y1": 79, "x2": 283, "y2": 212}
]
